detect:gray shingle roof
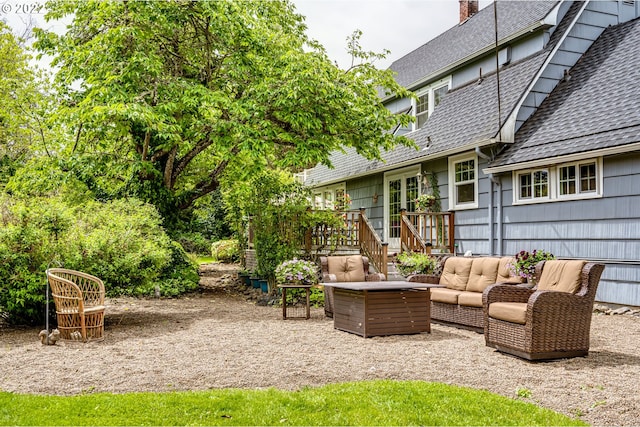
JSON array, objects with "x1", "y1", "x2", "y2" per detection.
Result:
[
  {"x1": 490, "y1": 17, "x2": 640, "y2": 169},
  {"x1": 390, "y1": 1, "x2": 558, "y2": 89},
  {"x1": 305, "y1": 51, "x2": 549, "y2": 186}
]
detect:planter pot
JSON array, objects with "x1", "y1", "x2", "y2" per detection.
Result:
[
  {"x1": 250, "y1": 277, "x2": 261, "y2": 289},
  {"x1": 239, "y1": 274, "x2": 251, "y2": 286},
  {"x1": 259, "y1": 279, "x2": 269, "y2": 293}
]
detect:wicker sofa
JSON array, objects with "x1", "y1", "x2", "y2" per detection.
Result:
[{"x1": 408, "y1": 256, "x2": 523, "y2": 332}]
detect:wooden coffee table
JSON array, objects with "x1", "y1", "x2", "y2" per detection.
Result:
[{"x1": 322, "y1": 281, "x2": 443, "y2": 337}]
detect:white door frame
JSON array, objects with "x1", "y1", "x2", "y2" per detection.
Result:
[{"x1": 383, "y1": 166, "x2": 420, "y2": 250}]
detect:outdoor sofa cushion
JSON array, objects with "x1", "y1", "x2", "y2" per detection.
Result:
[
  {"x1": 466, "y1": 257, "x2": 500, "y2": 292},
  {"x1": 537, "y1": 260, "x2": 587, "y2": 293},
  {"x1": 457, "y1": 291, "x2": 483, "y2": 307},
  {"x1": 497, "y1": 257, "x2": 523, "y2": 283},
  {"x1": 430, "y1": 288, "x2": 462, "y2": 304},
  {"x1": 439, "y1": 257, "x2": 473, "y2": 291},
  {"x1": 326, "y1": 255, "x2": 366, "y2": 282},
  {"x1": 488, "y1": 302, "x2": 527, "y2": 324}
]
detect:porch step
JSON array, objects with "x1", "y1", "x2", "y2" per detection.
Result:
[{"x1": 386, "y1": 261, "x2": 406, "y2": 281}]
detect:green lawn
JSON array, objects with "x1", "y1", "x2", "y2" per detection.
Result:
[{"x1": 0, "y1": 380, "x2": 586, "y2": 426}]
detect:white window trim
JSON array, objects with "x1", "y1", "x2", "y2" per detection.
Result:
[
  {"x1": 448, "y1": 152, "x2": 479, "y2": 210},
  {"x1": 512, "y1": 157, "x2": 603, "y2": 205},
  {"x1": 412, "y1": 76, "x2": 451, "y2": 131},
  {"x1": 514, "y1": 168, "x2": 552, "y2": 203},
  {"x1": 312, "y1": 183, "x2": 346, "y2": 210}
]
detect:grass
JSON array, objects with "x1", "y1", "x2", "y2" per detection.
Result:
[
  {"x1": 0, "y1": 380, "x2": 586, "y2": 426},
  {"x1": 196, "y1": 255, "x2": 216, "y2": 264}
]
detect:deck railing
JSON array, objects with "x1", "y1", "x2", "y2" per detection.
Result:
[
  {"x1": 358, "y1": 208, "x2": 388, "y2": 278},
  {"x1": 247, "y1": 208, "x2": 452, "y2": 274},
  {"x1": 400, "y1": 210, "x2": 455, "y2": 254}
]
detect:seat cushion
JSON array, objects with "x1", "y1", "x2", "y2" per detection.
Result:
[
  {"x1": 327, "y1": 255, "x2": 366, "y2": 282},
  {"x1": 430, "y1": 288, "x2": 462, "y2": 304},
  {"x1": 440, "y1": 257, "x2": 473, "y2": 291},
  {"x1": 466, "y1": 257, "x2": 500, "y2": 292},
  {"x1": 537, "y1": 260, "x2": 587, "y2": 294},
  {"x1": 497, "y1": 257, "x2": 524, "y2": 284},
  {"x1": 488, "y1": 302, "x2": 527, "y2": 324},
  {"x1": 458, "y1": 291, "x2": 483, "y2": 307}
]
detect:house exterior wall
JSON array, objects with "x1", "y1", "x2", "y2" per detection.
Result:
[
  {"x1": 481, "y1": 152, "x2": 640, "y2": 307},
  {"x1": 452, "y1": 34, "x2": 544, "y2": 89},
  {"x1": 346, "y1": 174, "x2": 385, "y2": 237}
]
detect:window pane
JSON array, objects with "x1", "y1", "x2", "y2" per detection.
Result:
[
  {"x1": 455, "y1": 160, "x2": 475, "y2": 183},
  {"x1": 519, "y1": 174, "x2": 532, "y2": 199},
  {"x1": 416, "y1": 93, "x2": 429, "y2": 114},
  {"x1": 406, "y1": 176, "x2": 419, "y2": 212},
  {"x1": 533, "y1": 170, "x2": 548, "y2": 198},
  {"x1": 433, "y1": 85, "x2": 448, "y2": 108},
  {"x1": 416, "y1": 112, "x2": 429, "y2": 129},
  {"x1": 559, "y1": 165, "x2": 576, "y2": 195},
  {"x1": 457, "y1": 183, "x2": 475, "y2": 203},
  {"x1": 388, "y1": 179, "x2": 401, "y2": 238},
  {"x1": 580, "y1": 163, "x2": 597, "y2": 193}
]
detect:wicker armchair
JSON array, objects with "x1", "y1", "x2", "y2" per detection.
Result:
[
  {"x1": 320, "y1": 255, "x2": 386, "y2": 318},
  {"x1": 483, "y1": 260, "x2": 604, "y2": 360},
  {"x1": 46, "y1": 268, "x2": 106, "y2": 342}
]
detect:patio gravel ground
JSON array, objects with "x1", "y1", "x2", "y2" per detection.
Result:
[{"x1": 0, "y1": 263, "x2": 638, "y2": 426}]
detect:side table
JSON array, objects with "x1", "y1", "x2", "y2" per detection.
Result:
[{"x1": 278, "y1": 284, "x2": 312, "y2": 320}]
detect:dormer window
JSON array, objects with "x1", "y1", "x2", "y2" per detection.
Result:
[{"x1": 413, "y1": 77, "x2": 451, "y2": 131}]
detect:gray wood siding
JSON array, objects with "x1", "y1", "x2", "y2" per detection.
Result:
[
  {"x1": 346, "y1": 175, "x2": 385, "y2": 237},
  {"x1": 515, "y1": 0, "x2": 619, "y2": 132},
  {"x1": 489, "y1": 152, "x2": 640, "y2": 306}
]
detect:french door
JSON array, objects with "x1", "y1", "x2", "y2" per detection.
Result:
[{"x1": 384, "y1": 167, "x2": 420, "y2": 249}]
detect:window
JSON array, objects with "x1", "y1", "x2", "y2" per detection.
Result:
[
  {"x1": 517, "y1": 169, "x2": 549, "y2": 201},
  {"x1": 558, "y1": 161, "x2": 598, "y2": 197},
  {"x1": 449, "y1": 153, "x2": 478, "y2": 209},
  {"x1": 513, "y1": 158, "x2": 602, "y2": 204},
  {"x1": 312, "y1": 183, "x2": 346, "y2": 210},
  {"x1": 413, "y1": 77, "x2": 451, "y2": 131}
]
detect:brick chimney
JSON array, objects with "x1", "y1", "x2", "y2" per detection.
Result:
[{"x1": 459, "y1": 0, "x2": 479, "y2": 22}]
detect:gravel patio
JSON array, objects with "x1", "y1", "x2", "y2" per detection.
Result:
[{"x1": 1, "y1": 263, "x2": 639, "y2": 426}]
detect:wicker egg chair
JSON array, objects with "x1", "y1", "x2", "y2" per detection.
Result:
[{"x1": 46, "y1": 268, "x2": 106, "y2": 342}]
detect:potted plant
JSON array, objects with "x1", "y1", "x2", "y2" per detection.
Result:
[
  {"x1": 509, "y1": 249, "x2": 556, "y2": 286},
  {"x1": 275, "y1": 258, "x2": 319, "y2": 286},
  {"x1": 395, "y1": 252, "x2": 440, "y2": 282},
  {"x1": 415, "y1": 194, "x2": 437, "y2": 212}
]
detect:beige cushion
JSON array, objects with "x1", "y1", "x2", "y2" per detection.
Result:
[
  {"x1": 430, "y1": 288, "x2": 462, "y2": 304},
  {"x1": 440, "y1": 257, "x2": 473, "y2": 291},
  {"x1": 489, "y1": 302, "x2": 527, "y2": 324},
  {"x1": 537, "y1": 260, "x2": 587, "y2": 294},
  {"x1": 497, "y1": 257, "x2": 524, "y2": 284},
  {"x1": 326, "y1": 255, "x2": 366, "y2": 282},
  {"x1": 458, "y1": 291, "x2": 483, "y2": 307},
  {"x1": 466, "y1": 258, "x2": 500, "y2": 292}
]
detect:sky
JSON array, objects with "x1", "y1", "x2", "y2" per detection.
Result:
[
  {"x1": 292, "y1": 0, "x2": 493, "y2": 69},
  {"x1": 2, "y1": 0, "x2": 492, "y2": 70}
]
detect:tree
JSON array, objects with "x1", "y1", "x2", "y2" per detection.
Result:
[
  {"x1": 0, "y1": 21, "x2": 55, "y2": 184},
  {"x1": 34, "y1": 0, "x2": 414, "y2": 221}
]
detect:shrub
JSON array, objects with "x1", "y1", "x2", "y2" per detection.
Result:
[
  {"x1": 0, "y1": 195, "x2": 199, "y2": 324},
  {"x1": 210, "y1": 239, "x2": 239, "y2": 263},
  {"x1": 395, "y1": 252, "x2": 439, "y2": 276}
]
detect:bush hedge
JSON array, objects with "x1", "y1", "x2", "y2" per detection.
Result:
[{"x1": 0, "y1": 195, "x2": 199, "y2": 325}]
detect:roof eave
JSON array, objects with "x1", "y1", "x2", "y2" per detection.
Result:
[
  {"x1": 307, "y1": 138, "x2": 499, "y2": 188},
  {"x1": 483, "y1": 142, "x2": 640, "y2": 174}
]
